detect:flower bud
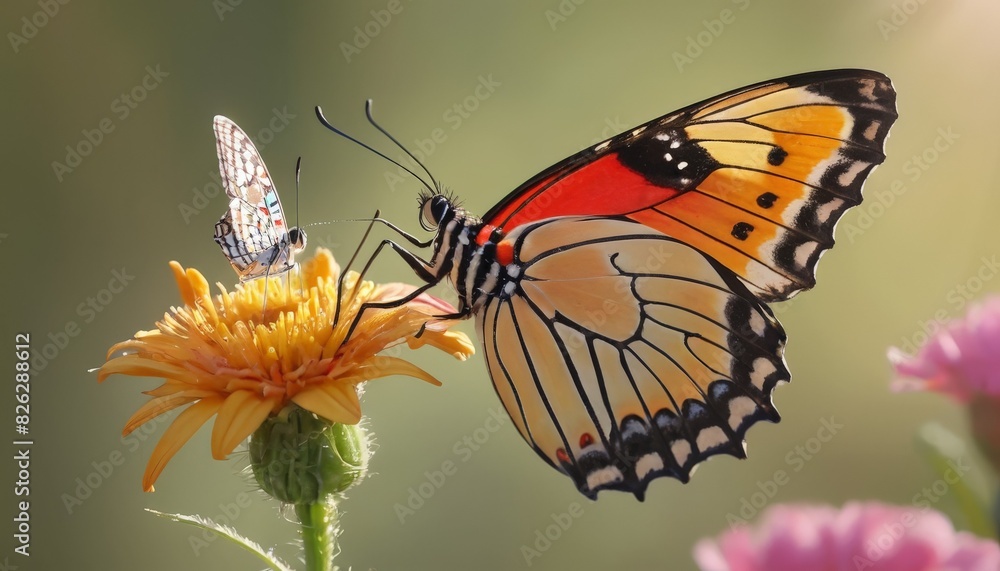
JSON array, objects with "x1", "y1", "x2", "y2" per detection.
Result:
[{"x1": 250, "y1": 406, "x2": 369, "y2": 504}]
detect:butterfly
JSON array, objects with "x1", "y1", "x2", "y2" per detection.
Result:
[
  {"x1": 330, "y1": 69, "x2": 897, "y2": 499},
  {"x1": 212, "y1": 116, "x2": 306, "y2": 281}
]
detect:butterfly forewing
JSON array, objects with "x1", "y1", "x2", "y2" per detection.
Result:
[
  {"x1": 483, "y1": 69, "x2": 897, "y2": 302},
  {"x1": 212, "y1": 115, "x2": 301, "y2": 281}
]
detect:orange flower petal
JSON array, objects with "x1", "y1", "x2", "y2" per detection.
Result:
[
  {"x1": 100, "y1": 248, "x2": 475, "y2": 491},
  {"x1": 123, "y1": 394, "x2": 201, "y2": 436},
  {"x1": 353, "y1": 356, "x2": 443, "y2": 385},
  {"x1": 97, "y1": 354, "x2": 198, "y2": 384},
  {"x1": 169, "y1": 261, "x2": 196, "y2": 307},
  {"x1": 211, "y1": 391, "x2": 277, "y2": 459},
  {"x1": 142, "y1": 397, "x2": 225, "y2": 491},
  {"x1": 293, "y1": 382, "x2": 362, "y2": 424}
]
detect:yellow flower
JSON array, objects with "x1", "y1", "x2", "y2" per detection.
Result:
[{"x1": 98, "y1": 249, "x2": 474, "y2": 491}]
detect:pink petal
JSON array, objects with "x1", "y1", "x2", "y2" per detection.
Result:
[
  {"x1": 693, "y1": 502, "x2": 1000, "y2": 571},
  {"x1": 889, "y1": 295, "x2": 1000, "y2": 401}
]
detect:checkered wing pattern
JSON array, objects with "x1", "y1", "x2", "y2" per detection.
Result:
[{"x1": 212, "y1": 116, "x2": 294, "y2": 281}]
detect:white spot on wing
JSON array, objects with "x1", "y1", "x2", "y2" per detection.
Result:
[
  {"x1": 586, "y1": 466, "x2": 624, "y2": 490},
  {"x1": 863, "y1": 120, "x2": 881, "y2": 141},
  {"x1": 837, "y1": 161, "x2": 869, "y2": 188},
  {"x1": 858, "y1": 79, "x2": 877, "y2": 101},
  {"x1": 671, "y1": 440, "x2": 692, "y2": 466},
  {"x1": 750, "y1": 357, "x2": 777, "y2": 390},
  {"x1": 696, "y1": 426, "x2": 728, "y2": 451},
  {"x1": 815, "y1": 198, "x2": 844, "y2": 224},
  {"x1": 635, "y1": 454, "x2": 664, "y2": 479},
  {"x1": 749, "y1": 311, "x2": 766, "y2": 337},
  {"x1": 728, "y1": 396, "x2": 758, "y2": 430},
  {"x1": 677, "y1": 161, "x2": 688, "y2": 170},
  {"x1": 794, "y1": 241, "x2": 816, "y2": 268},
  {"x1": 664, "y1": 153, "x2": 673, "y2": 161}
]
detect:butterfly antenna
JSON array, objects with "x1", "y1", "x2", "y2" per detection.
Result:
[
  {"x1": 315, "y1": 105, "x2": 435, "y2": 194},
  {"x1": 333, "y1": 209, "x2": 381, "y2": 328},
  {"x1": 364, "y1": 99, "x2": 441, "y2": 193},
  {"x1": 294, "y1": 156, "x2": 304, "y2": 299},
  {"x1": 294, "y1": 156, "x2": 302, "y2": 231}
]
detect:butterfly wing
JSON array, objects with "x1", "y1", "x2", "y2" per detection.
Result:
[
  {"x1": 482, "y1": 69, "x2": 897, "y2": 302},
  {"x1": 478, "y1": 217, "x2": 788, "y2": 499},
  {"x1": 212, "y1": 115, "x2": 293, "y2": 280}
]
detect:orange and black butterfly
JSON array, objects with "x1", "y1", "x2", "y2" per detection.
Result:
[{"x1": 323, "y1": 69, "x2": 897, "y2": 499}]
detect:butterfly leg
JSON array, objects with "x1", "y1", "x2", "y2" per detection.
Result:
[{"x1": 336, "y1": 238, "x2": 443, "y2": 342}]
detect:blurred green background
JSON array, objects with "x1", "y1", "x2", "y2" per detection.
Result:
[{"x1": 3, "y1": 1, "x2": 999, "y2": 569}]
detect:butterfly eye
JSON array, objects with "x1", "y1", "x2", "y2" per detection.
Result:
[
  {"x1": 420, "y1": 195, "x2": 450, "y2": 231},
  {"x1": 288, "y1": 228, "x2": 307, "y2": 252}
]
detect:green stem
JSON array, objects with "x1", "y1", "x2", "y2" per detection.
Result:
[{"x1": 297, "y1": 499, "x2": 339, "y2": 571}]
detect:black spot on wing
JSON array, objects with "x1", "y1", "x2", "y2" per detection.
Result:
[
  {"x1": 756, "y1": 192, "x2": 778, "y2": 209},
  {"x1": 616, "y1": 128, "x2": 720, "y2": 190},
  {"x1": 767, "y1": 146, "x2": 787, "y2": 166},
  {"x1": 731, "y1": 222, "x2": 754, "y2": 241}
]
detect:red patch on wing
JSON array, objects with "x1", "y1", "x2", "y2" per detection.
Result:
[
  {"x1": 475, "y1": 224, "x2": 498, "y2": 246},
  {"x1": 496, "y1": 240, "x2": 514, "y2": 266},
  {"x1": 486, "y1": 155, "x2": 682, "y2": 231}
]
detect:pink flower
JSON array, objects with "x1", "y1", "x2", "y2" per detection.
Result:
[
  {"x1": 693, "y1": 502, "x2": 1000, "y2": 571},
  {"x1": 889, "y1": 296, "x2": 1000, "y2": 401}
]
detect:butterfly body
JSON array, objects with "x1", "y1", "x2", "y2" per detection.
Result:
[
  {"x1": 212, "y1": 116, "x2": 306, "y2": 281},
  {"x1": 373, "y1": 69, "x2": 896, "y2": 498}
]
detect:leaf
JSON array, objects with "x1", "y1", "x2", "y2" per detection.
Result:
[
  {"x1": 146, "y1": 508, "x2": 295, "y2": 571},
  {"x1": 916, "y1": 423, "x2": 996, "y2": 538}
]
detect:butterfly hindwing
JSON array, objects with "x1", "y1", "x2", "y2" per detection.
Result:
[
  {"x1": 478, "y1": 217, "x2": 788, "y2": 499},
  {"x1": 483, "y1": 69, "x2": 897, "y2": 302},
  {"x1": 212, "y1": 115, "x2": 300, "y2": 280}
]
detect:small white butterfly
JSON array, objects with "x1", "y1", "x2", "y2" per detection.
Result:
[{"x1": 212, "y1": 116, "x2": 306, "y2": 281}]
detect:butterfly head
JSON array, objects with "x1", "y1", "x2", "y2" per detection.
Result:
[
  {"x1": 418, "y1": 191, "x2": 457, "y2": 231},
  {"x1": 288, "y1": 227, "x2": 307, "y2": 253}
]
